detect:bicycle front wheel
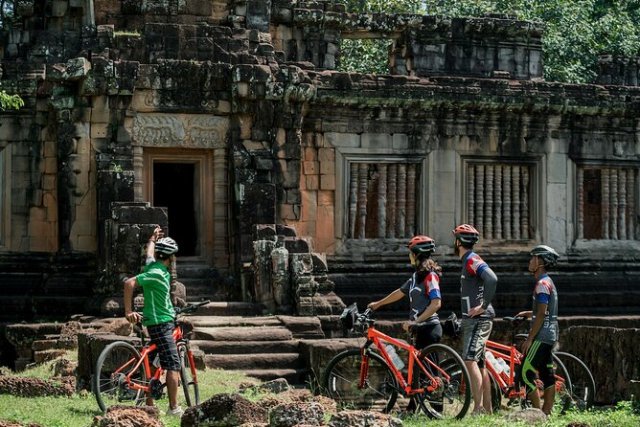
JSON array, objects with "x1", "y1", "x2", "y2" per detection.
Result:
[
  {"x1": 554, "y1": 351, "x2": 595, "y2": 410},
  {"x1": 415, "y1": 343, "x2": 472, "y2": 420},
  {"x1": 93, "y1": 341, "x2": 148, "y2": 412},
  {"x1": 322, "y1": 348, "x2": 399, "y2": 413},
  {"x1": 178, "y1": 342, "x2": 200, "y2": 407}
]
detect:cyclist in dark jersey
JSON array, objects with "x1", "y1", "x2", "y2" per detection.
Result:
[
  {"x1": 368, "y1": 235, "x2": 443, "y2": 349},
  {"x1": 368, "y1": 235, "x2": 443, "y2": 413},
  {"x1": 516, "y1": 245, "x2": 560, "y2": 415},
  {"x1": 453, "y1": 224, "x2": 498, "y2": 415}
]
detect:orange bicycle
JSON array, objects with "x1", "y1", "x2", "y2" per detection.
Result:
[
  {"x1": 322, "y1": 304, "x2": 471, "y2": 419},
  {"x1": 484, "y1": 316, "x2": 595, "y2": 412},
  {"x1": 92, "y1": 300, "x2": 209, "y2": 412}
]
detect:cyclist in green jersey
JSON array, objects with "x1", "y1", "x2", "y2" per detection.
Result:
[{"x1": 124, "y1": 226, "x2": 184, "y2": 416}]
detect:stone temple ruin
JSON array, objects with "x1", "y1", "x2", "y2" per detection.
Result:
[{"x1": 1, "y1": 2, "x2": 640, "y2": 321}]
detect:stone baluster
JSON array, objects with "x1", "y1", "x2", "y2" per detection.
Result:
[
  {"x1": 468, "y1": 165, "x2": 475, "y2": 226},
  {"x1": 494, "y1": 165, "x2": 502, "y2": 239},
  {"x1": 378, "y1": 164, "x2": 388, "y2": 238},
  {"x1": 475, "y1": 165, "x2": 484, "y2": 236},
  {"x1": 386, "y1": 164, "x2": 397, "y2": 238},
  {"x1": 396, "y1": 164, "x2": 407, "y2": 238},
  {"x1": 602, "y1": 169, "x2": 610, "y2": 240},
  {"x1": 522, "y1": 167, "x2": 529, "y2": 239},
  {"x1": 406, "y1": 164, "x2": 416, "y2": 237},
  {"x1": 503, "y1": 166, "x2": 512, "y2": 239},
  {"x1": 357, "y1": 163, "x2": 369, "y2": 239},
  {"x1": 627, "y1": 170, "x2": 636, "y2": 239},
  {"x1": 610, "y1": 169, "x2": 618, "y2": 240},
  {"x1": 618, "y1": 169, "x2": 627, "y2": 240},
  {"x1": 349, "y1": 163, "x2": 359, "y2": 238},
  {"x1": 577, "y1": 168, "x2": 584, "y2": 239},
  {"x1": 512, "y1": 166, "x2": 521, "y2": 239},
  {"x1": 485, "y1": 165, "x2": 494, "y2": 239}
]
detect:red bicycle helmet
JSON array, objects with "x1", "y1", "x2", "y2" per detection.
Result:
[
  {"x1": 452, "y1": 224, "x2": 480, "y2": 245},
  {"x1": 408, "y1": 235, "x2": 436, "y2": 255}
]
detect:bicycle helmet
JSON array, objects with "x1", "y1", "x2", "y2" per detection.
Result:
[
  {"x1": 530, "y1": 245, "x2": 559, "y2": 267},
  {"x1": 155, "y1": 237, "x2": 179, "y2": 256},
  {"x1": 452, "y1": 224, "x2": 480, "y2": 246},
  {"x1": 408, "y1": 235, "x2": 436, "y2": 255}
]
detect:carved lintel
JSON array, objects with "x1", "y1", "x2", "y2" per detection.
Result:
[{"x1": 132, "y1": 114, "x2": 229, "y2": 148}]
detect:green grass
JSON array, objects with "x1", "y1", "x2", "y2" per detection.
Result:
[
  {"x1": 1, "y1": 354, "x2": 639, "y2": 427},
  {"x1": 0, "y1": 353, "x2": 260, "y2": 427}
]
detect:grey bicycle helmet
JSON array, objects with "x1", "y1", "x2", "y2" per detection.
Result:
[
  {"x1": 530, "y1": 245, "x2": 559, "y2": 267},
  {"x1": 155, "y1": 237, "x2": 179, "y2": 256}
]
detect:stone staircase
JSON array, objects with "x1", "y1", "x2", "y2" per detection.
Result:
[
  {"x1": 188, "y1": 314, "x2": 325, "y2": 384},
  {"x1": 176, "y1": 260, "x2": 237, "y2": 304}
]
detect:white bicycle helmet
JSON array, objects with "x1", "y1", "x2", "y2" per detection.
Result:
[
  {"x1": 530, "y1": 245, "x2": 559, "y2": 267},
  {"x1": 155, "y1": 237, "x2": 179, "y2": 256}
]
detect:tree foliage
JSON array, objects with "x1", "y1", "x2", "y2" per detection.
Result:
[{"x1": 338, "y1": 0, "x2": 640, "y2": 83}]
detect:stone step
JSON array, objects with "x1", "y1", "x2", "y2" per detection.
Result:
[
  {"x1": 231, "y1": 368, "x2": 309, "y2": 384},
  {"x1": 191, "y1": 339, "x2": 300, "y2": 355},
  {"x1": 192, "y1": 326, "x2": 293, "y2": 341},
  {"x1": 188, "y1": 316, "x2": 281, "y2": 328},
  {"x1": 188, "y1": 302, "x2": 265, "y2": 317},
  {"x1": 204, "y1": 353, "x2": 301, "y2": 370},
  {"x1": 176, "y1": 263, "x2": 216, "y2": 279}
]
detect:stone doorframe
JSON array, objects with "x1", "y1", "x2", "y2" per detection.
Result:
[{"x1": 140, "y1": 148, "x2": 214, "y2": 262}]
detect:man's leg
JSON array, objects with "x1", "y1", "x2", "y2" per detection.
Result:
[
  {"x1": 465, "y1": 360, "x2": 484, "y2": 413},
  {"x1": 481, "y1": 368, "x2": 493, "y2": 413},
  {"x1": 541, "y1": 386, "x2": 555, "y2": 415},
  {"x1": 166, "y1": 370, "x2": 180, "y2": 410}
]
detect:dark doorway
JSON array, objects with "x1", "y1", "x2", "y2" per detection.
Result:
[{"x1": 153, "y1": 163, "x2": 198, "y2": 256}]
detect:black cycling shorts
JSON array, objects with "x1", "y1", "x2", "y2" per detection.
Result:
[{"x1": 521, "y1": 340, "x2": 555, "y2": 393}]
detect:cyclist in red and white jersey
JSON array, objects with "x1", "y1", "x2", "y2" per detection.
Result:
[
  {"x1": 453, "y1": 224, "x2": 498, "y2": 415},
  {"x1": 516, "y1": 244, "x2": 560, "y2": 415}
]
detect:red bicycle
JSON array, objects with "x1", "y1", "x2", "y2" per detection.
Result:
[
  {"x1": 484, "y1": 316, "x2": 595, "y2": 412},
  {"x1": 92, "y1": 301, "x2": 209, "y2": 412},
  {"x1": 322, "y1": 304, "x2": 471, "y2": 419}
]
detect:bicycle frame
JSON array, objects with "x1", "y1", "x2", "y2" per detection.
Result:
[
  {"x1": 117, "y1": 323, "x2": 196, "y2": 394},
  {"x1": 363, "y1": 326, "x2": 450, "y2": 397},
  {"x1": 485, "y1": 339, "x2": 522, "y2": 399},
  {"x1": 485, "y1": 339, "x2": 568, "y2": 400}
]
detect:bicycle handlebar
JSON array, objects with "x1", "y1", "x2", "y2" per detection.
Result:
[
  {"x1": 503, "y1": 315, "x2": 527, "y2": 327},
  {"x1": 175, "y1": 300, "x2": 210, "y2": 315}
]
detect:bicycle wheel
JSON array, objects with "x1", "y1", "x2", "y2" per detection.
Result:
[
  {"x1": 414, "y1": 343, "x2": 471, "y2": 420},
  {"x1": 93, "y1": 341, "x2": 149, "y2": 412},
  {"x1": 322, "y1": 348, "x2": 399, "y2": 413},
  {"x1": 488, "y1": 371, "x2": 503, "y2": 411},
  {"x1": 554, "y1": 351, "x2": 595, "y2": 410},
  {"x1": 178, "y1": 342, "x2": 200, "y2": 407}
]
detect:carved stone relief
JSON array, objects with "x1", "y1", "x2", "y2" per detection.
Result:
[{"x1": 132, "y1": 113, "x2": 229, "y2": 149}]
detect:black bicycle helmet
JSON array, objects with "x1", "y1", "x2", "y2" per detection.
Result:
[
  {"x1": 155, "y1": 237, "x2": 179, "y2": 256},
  {"x1": 452, "y1": 224, "x2": 480, "y2": 246},
  {"x1": 408, "y1": 235, "x2": 436, "y2": 255},
  {"x1": 530, "y1": 245, "x2": 559, "y2": 267}
]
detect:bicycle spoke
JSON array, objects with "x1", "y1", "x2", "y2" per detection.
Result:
[
  {"x1": 415, "y1": 344, "x2": 471, "y2": 420},
  {"x1": 323, "y1": 349, "x2": 398, "y2": 412},
  {"x1": 93, "y1": 342, "x2": 149, "y2": 412}
]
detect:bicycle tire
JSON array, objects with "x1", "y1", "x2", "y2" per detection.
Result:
[
  {"x1": 487, "y1": 370, "x2": 503, "y2": 411},
  {"x1": 414, "y1": 343, "x2": 472, "y2": 420},
  {"x1": 554, "y1": 351, "x2": 595, "y2": 410},
  {"x1": 178, "y1": 341, "x2": 200, "y2": 407},
  {"x1": 93, "y1": 341, "x2": 148, "y2": 412},
  {"x1": 322, "y1": 348, "x2": 399, "y2": 413}
]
